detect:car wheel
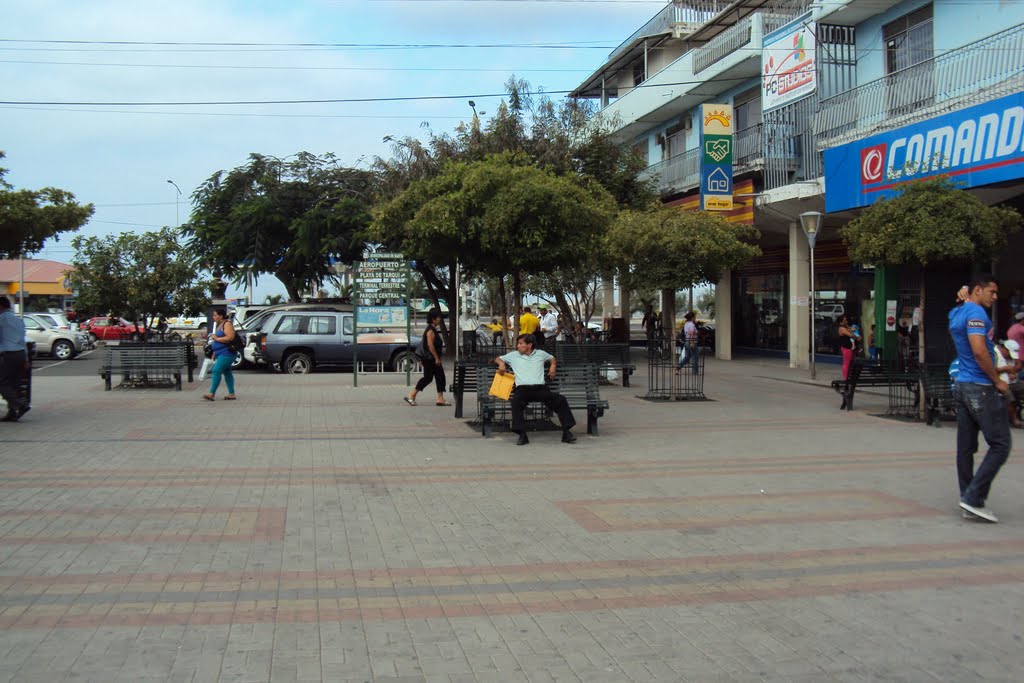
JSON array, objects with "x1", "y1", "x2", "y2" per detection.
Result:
[
  {"x1": 231, "y1": 353, "x2": 245, "y2": 369},
  {"x1": 52, "y1": 340, "x2": 75, "y2": 360},
  {"x1": 283, "y1": 352, "x2": 313, "y2": 374},
  {"x1": 390, "y1": 350, "x2": 420, "y2": 373},
  {"x1": 88, "y1": 333, "x2": 98, "y2": 344},
  {"x1": 131, "y1": 333, "x2": 140, "y2": 342},
  {"x1": 169, "y1": 332, "x2": 182, "y2": 342}
]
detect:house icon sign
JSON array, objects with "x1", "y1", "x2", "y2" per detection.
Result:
[{"x1": 707, "y1": 167, "x2": 730, "y2": 193}]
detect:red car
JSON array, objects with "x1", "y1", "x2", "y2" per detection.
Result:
[{"x1": 80, "y1": 317, "x2": 145, "y2": 342}]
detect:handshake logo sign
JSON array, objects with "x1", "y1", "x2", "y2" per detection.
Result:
[{"x1": 703, "y1": 136, "x2": 732, "y2": 165}]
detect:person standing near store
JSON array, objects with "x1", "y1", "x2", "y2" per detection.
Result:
[
  {"x1": 519, "y1": 306, "x2": 540, "y2": 339},
  {"x1": 949, "y1": 275, "x2": 1011, "y2": 523},
  {"x1": 406, "y1": 308, "x2": 450, "y2": 407},
  {"x1": 837, "y1": 315, "x2": 859, "y2": 380},
  {"x1": 538, "y1": 305, "x2": 558, "y2": 351},
  {"x1": 202, "y1": 308, "x2": 238, "y2": 401},
  {"x1": 459, "y1": 310, "x2": 479, "y2": 357},
  {"x1": 1008, "y1": 312, "x2": 1024, "y2": 357},
  {"x1": 0, "y1": 296, "x2": 29, "y2": 422}
]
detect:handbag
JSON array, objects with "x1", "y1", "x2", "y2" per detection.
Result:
[{"x1": 488, "y1": 371, "x2": 515, "y2": 400}]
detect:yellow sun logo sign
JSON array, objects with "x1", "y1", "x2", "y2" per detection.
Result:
[{"x1": 703, "y1": 110, "x2": 732, "y2": 128}]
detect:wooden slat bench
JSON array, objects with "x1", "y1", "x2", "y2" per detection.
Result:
[
  {"x1": 100, "y1": 344, "x2": 190, "y2": 391},
  {"x1": 554, "y1": 342, "x2": 636, "y2": 387},
  {"x1": 475, "y1": 363, "x2": 609, "y2": 438}
]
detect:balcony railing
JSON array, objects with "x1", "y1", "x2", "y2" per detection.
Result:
[
  {"x1": 817, "y1": 23, "x2": 1024, "y2": 149},
  {"x1": 734, "y1": 124, "x2": 764, "y2": 170},
  {"x1": 608, "y1": 1, "x2": 731, "y2": 62},
  {"x1": 693, "y1": 15, "x2": 754, "y2": 73},
  {"x1": 640, "y1": 148, "x2": 701, "y2": 194}
]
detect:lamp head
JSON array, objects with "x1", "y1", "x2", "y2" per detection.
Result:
[{"x1": 799, "y1": 211, "x2": 823, "y2": 249}]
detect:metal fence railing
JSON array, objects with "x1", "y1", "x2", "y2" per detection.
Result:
[
  {"x1": 817, "y1": 23, "x2": 1024, "y2": 149},
  {"x1": 644, "y1": 340, "x2": 707, "y2": 401},
  {"x1": 693, "y1": 15, "x2": 753, "y2": 73}
]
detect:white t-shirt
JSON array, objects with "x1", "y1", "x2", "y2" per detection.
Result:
[{"x1": 539, "y1": 312, "x2": 558, "y2": 335}]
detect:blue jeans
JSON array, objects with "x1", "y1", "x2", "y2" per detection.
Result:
[
  {"x1": 954, "y1": 382, "x2": 1011, "y2": 506},
  {"x1": 209, "y1": 353, "x2": 236, "y2": 396}
]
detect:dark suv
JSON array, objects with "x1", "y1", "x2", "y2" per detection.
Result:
[{"x1": 255, "y1": 309, "x2": 416, "y2": 374}]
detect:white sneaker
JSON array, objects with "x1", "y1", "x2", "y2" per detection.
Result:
[{"x1": 959, "y1": 501, "x2": 998, "y2": 523}]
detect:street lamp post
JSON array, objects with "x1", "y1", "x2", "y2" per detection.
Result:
[
  {"x1": 166, "y1": 179, "x2": 182, "y2": 226},
  {"x1": 800, "y1": 211, "x2": 823, "y2": 380}
]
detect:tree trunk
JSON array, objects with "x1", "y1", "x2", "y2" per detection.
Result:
[
  {"x1": 661, "y1": 287, "x2": 676, "y2": 343},
  {"x1": 512, "y1": 270, "x2": 522, "y2": 341},
  {"x1": 919, "y1": 277, "x2": 927, "y2": 420},
  {"x1": 498, "y1": 275, "x2": 509, "y2": 348}
]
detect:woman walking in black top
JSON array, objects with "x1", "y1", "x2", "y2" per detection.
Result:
[{"x1": 405, "y1": 308, "x2": 450, "y2": 406}]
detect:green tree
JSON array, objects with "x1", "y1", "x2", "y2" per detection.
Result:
[
  {"x1": 183, "y1": 152, "x2": 372, "y2": 302},
  {"x1": 372, "y1": 153, "x2": 617, "y2": 342},
  {"x1": 842, "y1": 176, "x2": 1021, "y2": 363},
  {"x1": 607, "y1": 207, "x2": 760, "y2": 334},
  {"x1": 69, "y1": 227, "x2": 211, "y2": 324},
  {"x1": 0, "y1": 151, "x2": 94, "y2": 259}
]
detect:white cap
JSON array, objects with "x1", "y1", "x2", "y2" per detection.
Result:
[
  {"x1": 1004, "y1": 339, "x2": 1020, "y2": 360},
  {"x1": 1015, "y1": 311, "x2": 1024, "y2": 321}
]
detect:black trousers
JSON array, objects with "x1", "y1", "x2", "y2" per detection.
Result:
[
  {"x1": 415, "y1": 356, "x2": 447, "y2": 393},
  {"x1": 461, "y1": 330, "x2": 477, "y2": 355},
  {"x1": 510, "y1": 384, "x2": 576, "y2": 433},
  {"x1": 0, "y1": 350, "x2": 26, "y2": 412}
]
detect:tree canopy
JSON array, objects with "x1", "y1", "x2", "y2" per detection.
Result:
[
  {"x1": 841, "y1": 176, "x2": 1021, "y2": 266},
  {"x1": 372, "y1": 152, "x2": 617, "y2": 331},
  {"x1": 0, "y1": 151, "x2": 94, "y2": 259},
  {"x1": 182, "y1": 152, "x2": 373, "y2": 301},
  {"x1": 607, "y1": 207, "x2": 761, "y2": 292},
  {"x1": 68, "y1": 227, "x2": 210, "y2": 320}
]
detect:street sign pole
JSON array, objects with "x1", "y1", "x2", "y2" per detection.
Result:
[
  {"x1": 352, "y1": 267, "x2": 360, "y2": 387},
  {"x1": 406, "y1": 260, "x2": 412, "y2": 387}
]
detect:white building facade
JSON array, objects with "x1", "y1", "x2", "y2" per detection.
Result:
[{"x1": 572, "y1": 0, "x2": 1024, "y2": 364}]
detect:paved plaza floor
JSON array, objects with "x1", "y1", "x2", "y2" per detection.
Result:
[{"x1": 0, "y1": 352, "x2": 1021, "y2": 682}]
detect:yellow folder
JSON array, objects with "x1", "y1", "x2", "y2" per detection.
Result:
[{"x1": 489, "y1": 372, "x2": 515, "y2": 400}]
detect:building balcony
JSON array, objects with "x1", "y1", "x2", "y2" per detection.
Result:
[
  {"x1": 817, "y1": 23, "x2": 1024, "y2": 150},
  {"x1": 599, "y1": 12, "x2": 766, "y2": 142},
  {"x1": 608, "y1": 0, "x2": 731, "y2": 63}
]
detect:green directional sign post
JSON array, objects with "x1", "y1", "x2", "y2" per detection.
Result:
[{"x1": 352, "y1": 252, "x2": 412, "y2": 388}]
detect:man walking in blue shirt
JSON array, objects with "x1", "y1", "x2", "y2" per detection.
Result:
[
  {"x1": 949, "y1": 275, "x2": 1010, "y2": 522},
  {"x1": 0, "y1": 296, "x2": 29, "y2": 422}
]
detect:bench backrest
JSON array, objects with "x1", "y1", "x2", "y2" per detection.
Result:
[{"x1": 102, "y1": 345, "x2": 187, "y2": 366}]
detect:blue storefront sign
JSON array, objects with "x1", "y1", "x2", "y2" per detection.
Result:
[{"x1": 824, "y1": 92, "x2": 1024, "y2": 213}]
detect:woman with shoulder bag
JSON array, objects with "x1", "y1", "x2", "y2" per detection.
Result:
[
  {"x1": 405, "y1": 308, "x2": 450, "y2": 406},
  {"x1": 202, "y1": 308, "x2": 239, "y2": 401}
]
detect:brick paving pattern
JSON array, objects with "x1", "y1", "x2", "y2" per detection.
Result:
[{"x1": 0, "y1": 356, "x2": 1021, "y2": 681}]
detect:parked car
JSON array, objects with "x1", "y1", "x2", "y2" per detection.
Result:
[
  {"x1": 80, "y1": 316, "x2": 145, "y2": 342},
  {"x1": 235, "y1": 302, "x2": 356, "y2": 369},
  {"x1": 165, "y1": 313, "x2": 208, "y2": 333},
  {"x1": 254, "y1": 309, "x2": 414, "y2": 374},
  {"x1": 26, "y1": 311, "x2": 75, "y2": 331},
  {"x1": 815, "y1": 304, "x2": 846, "y2": 321},
  {"x1": 22, "y1": 314, "x2": 88, "y2": 360}
]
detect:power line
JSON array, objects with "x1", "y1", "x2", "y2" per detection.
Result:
[
  {"x1": 0, "y1": 58, "x2": 590, "y2": 73},
  {"x1": 0, "y1": 74, "x2": 777, "y2": 107},
  {"x1": 0, "y1": 105, "x2": 466, "y2": 120}
]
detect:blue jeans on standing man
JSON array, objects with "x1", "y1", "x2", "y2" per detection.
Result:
[{"x1": 954, "y1": 382, "x2": 1011, "y2": 507}]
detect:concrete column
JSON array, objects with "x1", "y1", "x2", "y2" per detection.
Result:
[
  {"x1": 618, "y1": 284, "x2": 630, "y2": 325},
  {"x1": 602, "y1": 277, "x2": 616, "y2": 319},
  {"x1": 715, "y1": 270, "x2": 732, "y2": 360},
  {"x1": 788, "y1": 222, "x2": 810, "y2": 369}
]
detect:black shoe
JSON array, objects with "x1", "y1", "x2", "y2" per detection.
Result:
[
  {"x1": 516, "y1": 433, "x2": 529, "y2": 446},
  {"x1": 16, "y1": 405, "x2": 29, "y2": 419},
  {"x1": 561, "y1": 431, "x2": 577, "y2": 444}
]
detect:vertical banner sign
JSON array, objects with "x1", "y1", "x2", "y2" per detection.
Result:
[
  {"x1": 762, "y1": 19, "x2": 816, "y2": 112},
  {"x1": 700, "y1": 103, "x2": 734, "y2": 211}
]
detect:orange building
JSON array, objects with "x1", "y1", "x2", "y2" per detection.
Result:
[{"x1": 0, "y1": 259, "x2": 75, "y2": 311}]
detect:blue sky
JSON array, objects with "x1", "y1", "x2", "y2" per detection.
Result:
[{"x1": 1, "y1": 0, "x2": 659, "y2": 301}]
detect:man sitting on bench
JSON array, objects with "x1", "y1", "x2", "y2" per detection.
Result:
[{"x1": 496, "y1": 333, "x2": 577, "y2": 446}]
